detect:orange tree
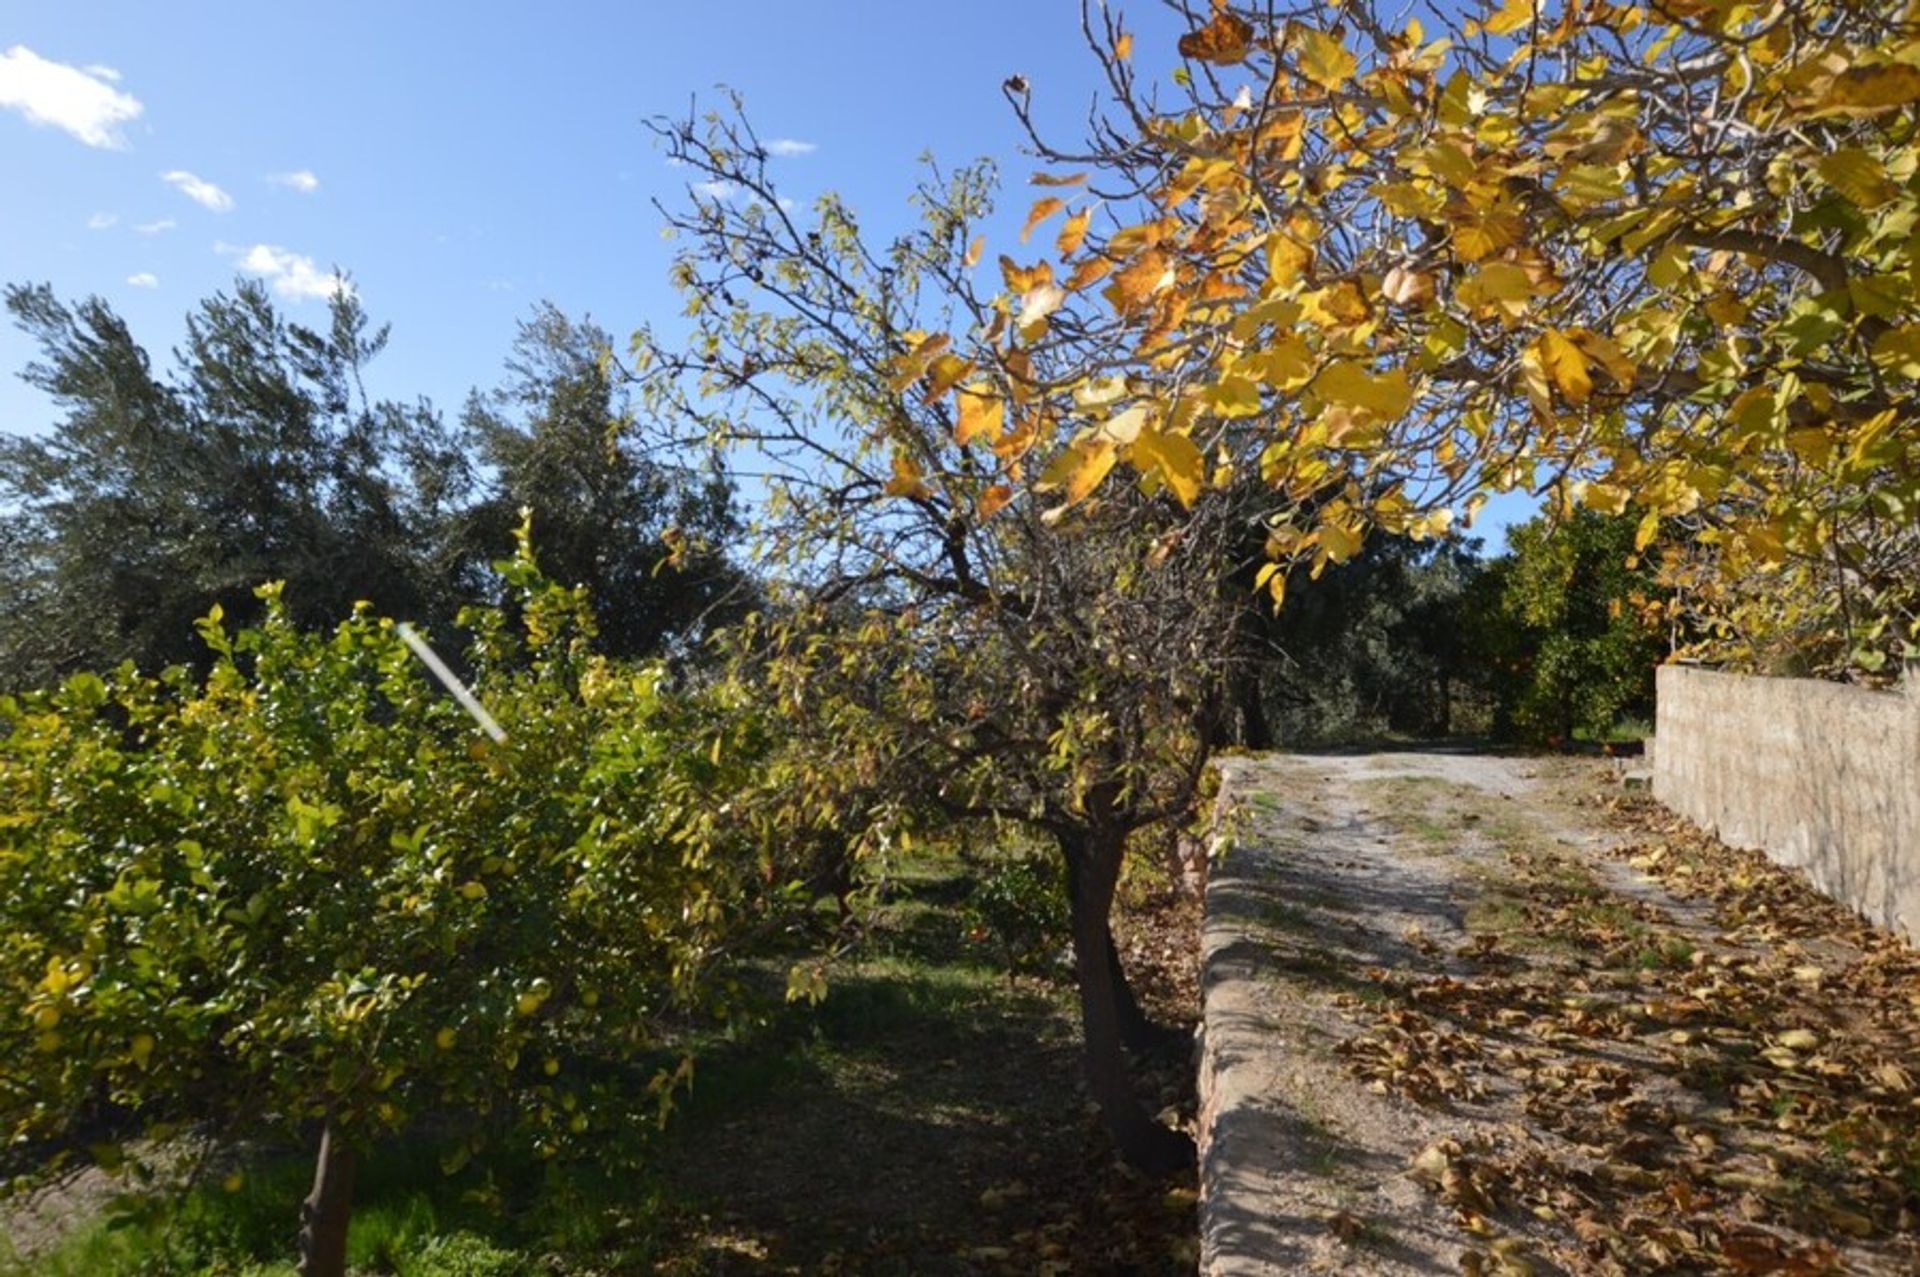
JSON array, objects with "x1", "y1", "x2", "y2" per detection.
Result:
[{"x1": 0, "y1": 529, "x2": 780, "y2": 1275}]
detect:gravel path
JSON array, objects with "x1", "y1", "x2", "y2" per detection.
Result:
[{"x1": 1197, "y1": 748, "x2": 1920, "y2": 1276}]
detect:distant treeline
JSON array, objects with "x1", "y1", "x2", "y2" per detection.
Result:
[
  {"x1": 1239, "y1": 510, "x2": 1668, "y2": 748},
  {"x1": 0, "y1": 282, "x2": 748, "y2": 690}
]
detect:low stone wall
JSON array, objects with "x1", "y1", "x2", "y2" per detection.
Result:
[{"x1": 1652, "y1": 664, "x2": 1920, "y2": 942}]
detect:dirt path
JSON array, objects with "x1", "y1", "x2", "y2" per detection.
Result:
[{"x1": 1199, "y1": 749, "x2": 1920, "y2": 1276}]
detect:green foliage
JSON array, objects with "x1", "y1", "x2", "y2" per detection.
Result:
[
  {"x1": 963, "y1": 852, "x2": 1067, "y2": 980},
  {"x1": 455, "y1": 304, "x2": 749, "y2": 662},
  {"x1": 0, "y1": 281, "x2": 464, "y2": 689},
  {"x1": 0, "y1": 526, "x2": 778, "y2": 1211},
  {"x1": 1248, "y1": 535, "x2": 1485, "y2": 745},
  {"x1": 1472, "y1": 512, "x2": 1668, "y2": 744},
  {"x1": 0, "y1": 284, "x2": 743, "y2": 691}
]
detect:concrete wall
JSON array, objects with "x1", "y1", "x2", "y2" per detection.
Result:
[{"x1": 1653, "y1": 664, "x2": 1920, "y2": 942}]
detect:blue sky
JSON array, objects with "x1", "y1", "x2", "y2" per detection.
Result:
[{"x1": 2, "y1": 1, "x2": 1533, "y2": 543}]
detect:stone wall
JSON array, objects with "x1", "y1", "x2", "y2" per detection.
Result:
[{"x1": 1653, "y1": 664, "x2": 1920, "y2": 942}]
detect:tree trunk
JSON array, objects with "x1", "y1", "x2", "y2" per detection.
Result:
[
  {"x1": 1106, "y1": 924, "x2": 1189, "y2": 1058},
  {"x1": 297, "y1": 1119, "x2": 357, "y2": 1277},
  {"x1": 1238, "y1": 672, "x2": 1273, "y2": 751},
  {"x1": 1062, "y1": 831, "x2": 1195, "y2": 1177}
]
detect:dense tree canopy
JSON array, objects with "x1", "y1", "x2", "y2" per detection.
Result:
[
  {"x1": 0, "y1": 283, "x2": 744, "y2": 691},
  {"x1": 0, "y1": 535, "x2": 786, "y2": 1274}
]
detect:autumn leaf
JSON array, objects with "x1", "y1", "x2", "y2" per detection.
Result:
[
  {"x1": 954, "y1": 384, "x2": 1004, "y2": 446},
  {"x1": 884, "y1": 451, "x2": 931, "y2": 499},
  {"x1": 1814, "y1": 63, "x2": 1920, "y2": 117},
  {"x1": 1000, "y1": 256, "x2": 1054, "y2": 293},
  {"x1": 1294, "y1": 27, "x2": 1357, "y2": 91},
  {"x1": 1133, "y1": 427, "x2": 1204, "y2": 506},
  {"x1": 1537, "y1": 330, "x2": 1592, "y2": 404},
  {"x1": 1037, "y1": 437, "x2": 1118, "y2": 505},
  {"x1": 1380, "y1": 265, "x2": 1434, "y2": 306},
  {"x1": 1018, "y1": 282, "x2": 1066, "y2": 333},
  {"x1": 1020, "y1": 197, "x2": 1065, "y2": 243},
  {"x1": 1318, "y1": 519, "x2": 1364, "y2": 562},
  {"x1": 1179, "y1": 9, "x2": 1255, "y2": 64},
  {"x1": 976, "y1": 483, "x2": 1013, "y2": 519},
  {"x1": 1106, "y1": 250, "x2": 1173, "y2": 312},
  {"x1": 922, "y1": 351, "x2": 975, "y2": 403},
  {"x1": 1314, "y1": 361, "x2": 1413, "y2": 419},
  {"x1": 1097, "y1": 404, "x2": 1150, "y2": 446},
  {"x1": 1817, "y1": 147, "x2": 1898, "y2": 208},
  {"x1": 1057, "y1": 207, "x2": 1093, "y2": 256},
  {"x1": 1114, "y1": 29, "x2": 1133, "y2": 60},
  {"x1": 1029, "y1": 171, "x2": 1089, "y2": 187},
  {"x1": 963, "y1": 236, "x2": 984, "y2": 268}
]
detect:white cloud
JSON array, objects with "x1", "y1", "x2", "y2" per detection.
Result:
[
  {"x1": 84, "y1": 64, "x2": 122, "y2": 82},
  {"x1": 126, "y1": 271, "x2": 158, "y2": 288},
  {"x1": 269, "y1": 169, "x2": 319, "y2": 194},
  {"x1": 87, "y1": 211, "x2": 118, "y2": 230},
  {"x1": 134, "y1": 217, "x2": 175, "y2": 235},
  {"x1": 228, "y1": 243, "x2": 350, "y2": 301},
  {"x1": 161, "y1": 170, "x2": 234, "y2": 212},
  {"x1": 0, "y1": 46, "x2": 143, "y2": 148},
  {"x1": 765, "y1": 138, "x2": 816, "y2": 157},
  {"x1": 692, "y1": 179, "x2": 736, "y2": 201}
]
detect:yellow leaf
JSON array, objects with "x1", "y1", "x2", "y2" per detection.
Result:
[
  {"x1": 1201, "y1": 376, "x2": 1263, "y2": 418},
  {"x1": 1458, "y1": 261, "x2": 1535, "y2": 317},
  {"x1": 1816, "y1": 64, "x2": 1920, "y2": 117},
  {"x1": 1314, "y1": 361, "x2": 1413, "y2": 419},
  {"x1": 1572, "y1": 329, "x2": 1636, "y2": 389},
  {"x1": 1134, "y1": 427, "x2": 1205, "y2": 506},
  {"x1": 1538, "y1": 330, "x2": 1593, "y2": 404},
  {"x1": 884, "y1": 451, "x2": 931, "y2": 499},
  {"x1": 130, "y1": 1033, "x2": 154, "y2": 1070},
  {"x1": 1319, "y1": 520, "x2": 1364, "y2": 562},
  {"x1": 1037, "y1": 438, "x2": 1118, "y2": 505},
  {"x1": 1057, "y1": 207, "x2": 1093, "y2": 256},
  {"x1": 1249, "y1": 337, "x2": 1313, "y2": 388},
  {"x1": 1020, "y1": 196, "x2": 1065, "y2": 243},
  {"x1": 954, "y1": 384, "x2": 1004, "y2": 446},
  {"x1": 1582, "y1": 481, "x2": 1629, "y2": 515},
  {"x1": 963, "y1": 236, "x2": 984, "y2": 268},
  {"x1": 1266, "y1": 230, "x2": 1314, "y2": 290},
  {"x1": 1295, "y1": 27, "x2": 1357, "y2": 90},
  {"x1": 1473, "y1": 0, "x2": 1535, "y2": 36},
  {"x1": 1519, "y1": 343, "x2": 1551, "y2": 415},
  {"x1": 435, "y1": 1027, "x2": 458, "y2": 1051},
  {"x1": 1114, "y1": 30, "x2": 1134, "y2": 60},
  {"x1": 976, "y1": 484, "x2": 1013, "y2": 519},
  {"x1": 1000, "y1": 256, "x2": 1054, "y2": 292},
  {"x1": 922, "y1": 352, "x2": 974, "y2": 403},
  {"x1": 1072, "y1": 376, "x2": 1128, "y2": 410},
  {"x1": 1818, "y1": 147, "x2": 1898, "y2": 209}
]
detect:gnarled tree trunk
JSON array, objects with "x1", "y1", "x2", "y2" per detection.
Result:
[
  {"x1": 297, "y1": 1118, "x2": 358, "y2": 1277},
  {"x1": 1062, "y1": 827, "x2": 1195, "y2": 1176}
]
